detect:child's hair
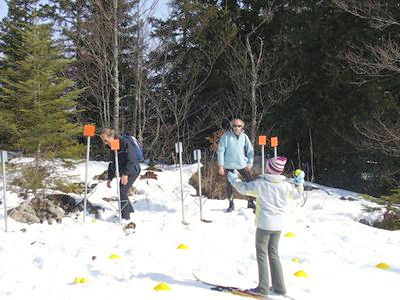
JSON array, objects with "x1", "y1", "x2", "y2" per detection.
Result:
[{"x1": 100, "y1": 128, "x2": 116, "y2": 138}]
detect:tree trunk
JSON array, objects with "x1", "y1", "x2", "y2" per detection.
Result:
[{"x1": 112, "y1": 0, "x2": 120, "y2": 132}]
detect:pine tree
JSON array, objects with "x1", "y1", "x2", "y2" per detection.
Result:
[
  {"x1": 0, "y1": 24, "x2": 83, "y2": 158},
  {"x1": 0, "y1": 0, "x2": 42, "y2": 147}
]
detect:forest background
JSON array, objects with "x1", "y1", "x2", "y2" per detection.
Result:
[{"x1": 0, "y1": 0, "x2": 399, "y2": 199}]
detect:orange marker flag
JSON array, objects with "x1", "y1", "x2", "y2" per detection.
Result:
[
  {"x1": 83, "y1": 125, "x2": 96, "y2": 137},
  {"x1": 110, "y1": 139, "x2": 120, "y2": 151},
  {"x1": 258, "y1": 135, "x2": 267, "y2": 146},
  {"x1": 271, "y1": 136, "x2": 279, "y2": 147}
]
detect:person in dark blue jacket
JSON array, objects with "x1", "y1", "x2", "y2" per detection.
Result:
[{"x1": 100, "y1": 128, "x2": 141, "y2": 221}]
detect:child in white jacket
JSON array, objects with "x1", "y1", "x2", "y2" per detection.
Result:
[{"x1": 228, "y1": 156, "x2": 304, "y2": 297}]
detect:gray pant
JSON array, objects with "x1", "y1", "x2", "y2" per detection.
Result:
[{"x1": 255, "y1": 228, "x2": 286, "y2": 294}]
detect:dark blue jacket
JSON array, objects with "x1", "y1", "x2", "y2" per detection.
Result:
[{"x1": 107, "y1": 135, "x2": 140, "y2": 180}]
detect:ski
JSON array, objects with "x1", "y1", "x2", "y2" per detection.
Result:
[
  {"x1": 193, "y1": 273, "x2": 297, "y2": 300},
  {"x1": 193, "y1": 273, "x2": 268, "y2": 299}
]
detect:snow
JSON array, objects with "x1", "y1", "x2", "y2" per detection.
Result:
[{"x1": 0, "y1": 160, "x2": 399, "y2": 300}]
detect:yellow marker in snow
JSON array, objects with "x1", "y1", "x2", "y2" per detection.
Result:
[
  {"x1": 292, "y1": 257, "x2": 301, "y2": 263},
  {"x1": 80, "y1": 277, "x2": 89, "y2": 284},
  {"x1": 375, "y1": 262, "x2": 390, "y2": 270},
  {"x1": 74, "y1": 277, "x2": 88, "y2": 284},
  {"x1": 153, "y1": 282, "x2": 171, "y2": 291},
  {"x1": 177, "y1": 244, "x2": 189, "y2": 250},
  {"x1": 294, "y1": 270, "x2": 308, "y2": 278},
  {"x1": 285, "y1": 232, "x2": 296, "y2": 238},
  {"x1": 109, "y1": 254, "x2": 121, "y2": 259}
]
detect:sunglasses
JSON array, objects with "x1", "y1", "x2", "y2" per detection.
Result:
[{"x1": 232, "y1": 125, "x2": 242, "y2": 128}]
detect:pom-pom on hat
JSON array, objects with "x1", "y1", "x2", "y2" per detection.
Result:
[{"x1": 266, "y1": 156, "x2": 287, "y2": 175}]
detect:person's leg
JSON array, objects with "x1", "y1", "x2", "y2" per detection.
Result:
[
  {"x1": 268, "y1": 231, "x2": 286, "y2": 294},
  {"x1": 238, "y1": 168, "x2": 255, "y2": 208},
  {"x1": 225, "y1": 168, "x2": 234, "y2": 212},
  {"x1": 120, "y1": 164, "x2": 140, "y2": 220},
  {"x1": 255, "y1": 228, "x2": 271, "y2": 295}
]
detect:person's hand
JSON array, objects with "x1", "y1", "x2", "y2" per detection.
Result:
[
  {"x1": 227, "y1": 171, "x2": 238, "y2": 184},
  {"x1": 106, "y1": 180, "x2": 112, "y2": 188},
  {"x1": 293, "y1": 169, "x2": 305, "y2": 186},
  {"x1": 245, "y1": 164, "x2": 252, "y2": 172},
  {"x1": 218, "y1": 166, "x2": 225, "y2": 176},
  {"x1": 121, "y1": 175, "x2": 128, "y2": 185}
]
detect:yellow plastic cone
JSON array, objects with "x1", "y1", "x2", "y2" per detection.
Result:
[
  {"x1": 285, "y1": 232, "x2": 296, "y2": 238},
  {"x1": 153, "y1": 282, "x2": 172, "y2": 291},
  {"x1": 375, "y1": 262, "x2": 390, "y2": 270},
  {"x1": 108, "y1": 254, "x2": 121, "y2": 259},
  {"x1": 74, "y1": 277, "x2": 88, "y2": 284},
  {"x1": 74, "y1": 277, "x2": 82, "y2": 284},
  {"x1": 294, "y1": 270, "x2": 309, "y2": 278},
  {"x1": 80, "y1": 277, "x2": 89, "y2": 284},
  {"x1": 292, "y1": 257, "x2": 301, "y2": 263},
  {"x1": 177, "y1": 244, "x2": 189, "y2": 250}
]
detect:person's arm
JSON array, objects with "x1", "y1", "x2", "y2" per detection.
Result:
[
  {"x1": 227, "y1": 171, "x2": 258, "y2": 197},
  {"x1": 245, "y1": 134, "x2": 254, "y2": 168},
  {"x1": 107, "y1": 150, "x2": 115, "y2": 188},
  {"x1": 107, "y1": 150, "x2": 116, "y2": 180},
  {"x1": 217, "y1": 134, "x2": 227, "y2": 175},
  {"x1": 288, "y1": 170, "x2": 305, "y2": 200},
  {"x1": 120, "y1": 137, "x2": 134, "y2": 176}
]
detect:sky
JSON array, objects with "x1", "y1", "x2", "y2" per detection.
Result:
[
  {"x1": 0, "y1": 0, "x2": 170, "y2": 20},
  {"x1": 0, "y1": 0, "x2": 7, "y2": 19},
  {"x1": 0, "y1": 158, "x2": 399, "y2": 300}
]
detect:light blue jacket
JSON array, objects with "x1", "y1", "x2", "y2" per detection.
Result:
[
  {"x1": 232, "y1": 174, "x2": 303, "y2": 231},
  {"x1": 217, "y1": 129, "x2": 254, "y2": 170}
]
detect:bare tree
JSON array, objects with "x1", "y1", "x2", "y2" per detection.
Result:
[
  {"x1": 333, "y1": 0, "x2": 400, "y2": 157},
  {"x1": 147, "y1": 2, "x2": 236, "y2": 161},
  {"x1": 112, "y1": 0, "x2": 120, "y2": 131},
  {"x1": 332, "y1": 0, "x2": 399, "y2": 30},
  {"x1": 225, "y1": 3, "x2": 302, "y2": 144}
]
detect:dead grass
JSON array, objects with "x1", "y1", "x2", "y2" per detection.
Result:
[{"x1": 189, "y1": 160, "x2": 249, "y2": 200}]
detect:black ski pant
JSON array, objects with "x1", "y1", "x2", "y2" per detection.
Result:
[
  {"x1": 120, "y1": 164, "x2": 141, "y2": 220},
  {"x1": 225, "y1": 168, "x2": 254, "y2": 202}
]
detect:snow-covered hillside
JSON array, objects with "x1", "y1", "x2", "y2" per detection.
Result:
[{"x1": 0, "y1": 160, "x2": 399, "y2": 300}]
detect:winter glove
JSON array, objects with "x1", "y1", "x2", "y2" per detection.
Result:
[
  {"x1": 293, "y1": 169, "x2": 305, "y2": 186},
  {"x1": 227, "y1": 171, "x2": 239, "y2": 184}
]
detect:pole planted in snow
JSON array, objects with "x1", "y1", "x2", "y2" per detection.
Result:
[
  {"x1": 83, "y1": 125, "x2": 95, "y2": 223},
  {"x1": 1, "y1": 151, "x2": 8, "y2": 232},
  {"x1": 259, "y1": 136, "x2": 267, "y2": 174},
  {"x1": 175, "y1": 142, "x2": 186, "y2": 224},
  {"x1": 193, "y1": 149, "x2": 203, "y2": 221},
  {"x1": 271, "y1": 136, "x2": 279, "y2": 158},
  {"x1": 111, "y1": 139, "x2": 122, "y2": 223}
]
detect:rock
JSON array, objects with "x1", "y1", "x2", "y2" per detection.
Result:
[
  {"x1": 9, "y1": 193, "x2": 105, "y2": 225},
  {"x1": 46, "y1": 194, "x2": 80, "y2": 214},
  {"x1": 93, "y1": 170, "x2": 108, "y2": 181},
  {"x1": 359, "y1": 219, "x2": 371, "y2": 226},
  {"x1": 30, "y1": 197, "x2": 64, "y2": 224},
  {"x1": 140, "y1": 171, "x2": 158, "y2": 180},
  {"x1": 9, "y1": 204, "x2": 41, "y2": 224}
]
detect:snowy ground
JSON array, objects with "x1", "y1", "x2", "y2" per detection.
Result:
[{"x1": 0, "y1": 160, "x2": 399, "y2": 300}]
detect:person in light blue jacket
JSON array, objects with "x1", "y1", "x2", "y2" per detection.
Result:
[
  {"x1": 227, "y1": 157, "x2": 305, "y2": 297},
  {"x1": 217, "y1": 118, "x2": 255, "y2": 212}
]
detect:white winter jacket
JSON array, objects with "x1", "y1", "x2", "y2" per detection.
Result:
[{"x1": 232, "y1": 174, "x2": 303, "y2": 231}]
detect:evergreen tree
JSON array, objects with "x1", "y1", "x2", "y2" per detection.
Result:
[
  {"x1": 0, "y1": 0, "x2": 43, "y2": 146},
  {"x1": 0, "y1": 24, "x2": 83, "y2": 158}
]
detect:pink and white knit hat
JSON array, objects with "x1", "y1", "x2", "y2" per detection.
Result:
[{"x1": 266, "y1": 156, "x2": 287, "y2": 175}]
